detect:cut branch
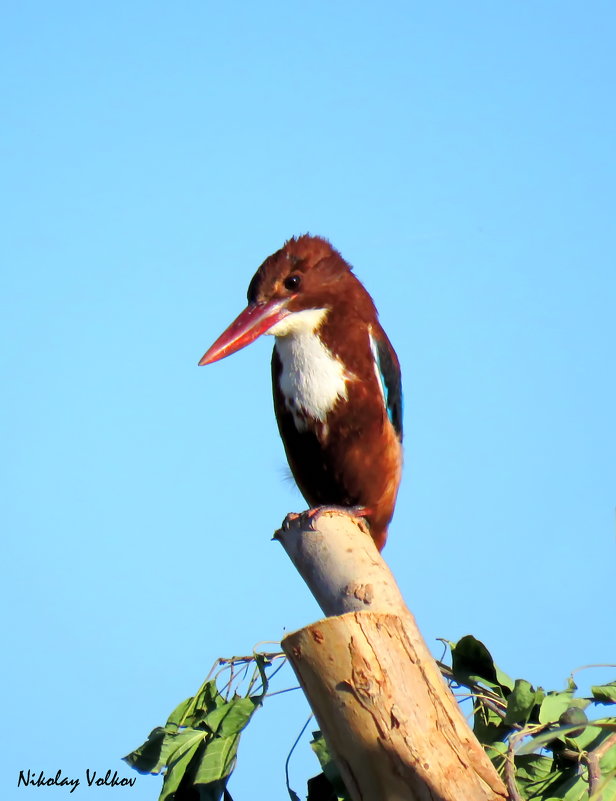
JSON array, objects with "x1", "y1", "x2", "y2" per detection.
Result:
[{"x1": 276, "y1": 509, "x2": 507, "y2": 801}]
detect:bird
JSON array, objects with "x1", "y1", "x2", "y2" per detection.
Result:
[{"x1": 198, "y1": 235, "x2": 403, "y2": 550}]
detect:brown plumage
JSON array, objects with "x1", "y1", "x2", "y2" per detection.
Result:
[{"x1": 200, "y1": 235, "x2": 403, "y2": 550}]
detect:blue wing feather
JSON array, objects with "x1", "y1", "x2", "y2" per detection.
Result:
[{"x1": 370, "y1": 331, "x2": 403, "y2": 442}]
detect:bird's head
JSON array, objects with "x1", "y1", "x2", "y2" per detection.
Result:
[{"x1": 199, "y1": 235, "x2": 367, "y2": 365}]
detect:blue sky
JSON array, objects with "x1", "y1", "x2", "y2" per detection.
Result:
[{"x1": 3, "y1": 2, "x2": 615, "y2": 799}]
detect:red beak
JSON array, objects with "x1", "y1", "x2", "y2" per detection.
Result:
[{"x1": 198, "y1": 298, "x2": 290, "y2": 366}]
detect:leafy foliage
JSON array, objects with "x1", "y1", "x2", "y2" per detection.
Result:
[
  {"x1": 306, "y1": 732, "x2": 349, "y2": 801},
  {"x1": 125, "y1": 638, "x2": 615, "y2": 801},
  {"x1": 443, "y1": 636, "x2": 616, "y2": 801},
  {"x1": 124, "y1": 653, "x2": 280, "y2": 801}
]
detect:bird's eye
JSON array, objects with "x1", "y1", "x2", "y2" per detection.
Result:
[{"x1": 284, "y1": 274, "x2": 301, "y2": 291}]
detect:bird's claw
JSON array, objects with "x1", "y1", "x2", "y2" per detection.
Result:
[
  {"x1": 272, "y1": 511, "x2": 306, "y2": 540},
  {"x1": 275, "y1": 505, "x2": 372, "y2": 540},
  {"x1": 281, "y1": 511, "x2": 301, "y2": 531},
  {"x1": 307, "y1": 504, "x2": 371, "y2": 521}
]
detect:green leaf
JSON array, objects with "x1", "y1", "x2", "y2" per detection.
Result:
[
  {"x1": 494, "y1": 668, "x2": 515, "y2": 693},
  {"x1": 451, "y1": 635, "x2": 513, "y2": 692},
  {"x1": 125, "y1": 656, "x2": 278, "y2": 801},
  {"x1": 599, "y1": 729, "x2": 616, "y2": 773},
  {"x1": 592, "y1": 682, "x2": 616, "y2": 704},
  {"x1": 204, "y1": 696, "x2": 260, "y2": 737},
  {"x1": 451, "y1": 635, "x2": 497, "y2": 682},
  {"x1": 598, "y1": 777, "x2": 616, "y2": 801},
  {"x1": 505, "y1": 679, "x2": 537, "y2": 725},
  {"x1": 539, "y1": 691, "x2": 576, "y2": 724},
  {"x1": 192, "y1": 734, "x2": 240, "y2": 784},
  {"x1": 159, "y1": 735, "x2": 205, "y2": 801},
  {"x1": 539, "y1": 772, "x2": 589, "y2": 801},
  {"x1": 310, "y1": 731, "x2": 332, "y2": 772},
  {"x1": 309, "y1": 732, "x2": 348, "y2": 796},
  {"x1": 566, "y1": 675, "x2": 578, "y2": 692},
  {"x1": 165, "y1": 697, "x2": 194, "y2": 730},
  {"x1": 470, "y1": 695, "x2": 509, "y2": 747},
  {"x1": 193, "y1": 680, "x2": 226, "y2": 714},
  {"x1": 164, "y1": 681, "x2": 226, "y2": 732},
  {"x1": 516, "y1": 722, "x2": 605, "y2": 755},
  {"x1": 166, "y1": 729, "x2": 209, "y2": 765},
  {"x1": 483, "y1": 740, "x2": 507, "y2": 772},
  {"x1": 571, "y1": 722, "x2": 615, "y2": 751},
  {"x1": 513, "y1": 753, "x2": 557, "y2": 795},
  {"x1": 123, "y1": 727, "x2": 179, "y2": 775},
  {"x1": 484, "y1": 741, "x2": 507, "y2": 759}
]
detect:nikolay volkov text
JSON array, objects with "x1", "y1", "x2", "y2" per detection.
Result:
[{"x1": 18, "y1": 768, "x2": 136, "y2": 792}]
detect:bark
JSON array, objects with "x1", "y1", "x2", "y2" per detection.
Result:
[{"x1": 276, "y1": 510, "x2": 507, "y2": 801}]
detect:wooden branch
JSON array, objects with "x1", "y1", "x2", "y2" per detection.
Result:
[
  {"x1": 276, "y1": 510, "x2": 507, "y2": 801},
  {"x1": 275, "y1": 511, "x2": 408, "y2": 616}
]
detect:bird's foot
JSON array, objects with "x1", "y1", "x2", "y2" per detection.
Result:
[
  {"x1": 276, "y1": 505, "x2": 372, "y2": 539},
  {"x1": 279, "y1": 511, "x2": 302, "y2": 532},
  {"x1": 306, "y1": 504, "x2": 371, "y2": 521},
  {"x1": 274, "y1": 504, "x2": 372, "y2": 540}
]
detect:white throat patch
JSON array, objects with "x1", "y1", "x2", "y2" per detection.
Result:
[{"x1": 268, "y1": 308, "x2": 350, "y2": 430}]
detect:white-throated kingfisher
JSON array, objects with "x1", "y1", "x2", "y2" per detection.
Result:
[{"x1": 199, "y1": 235, "x2": 403, "y2": 550}]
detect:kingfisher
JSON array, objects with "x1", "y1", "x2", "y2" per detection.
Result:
[{"x1": 199, "y1": 235, "x2": 403, "y2": 550}]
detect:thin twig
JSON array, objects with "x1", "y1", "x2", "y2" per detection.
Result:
[
  {"x1": 284, "y1": 715, "x2": 314, "y2": 800},
  {"x1": 439, "y1": 659, "x2": 517, "y2": 758},
  {"x1": 584, "y1": 732, "x2": 616, "y2": 798},
  {"x1": 437, "y1": 661, "x2": 508, "y2": 717},
  {"x1": 505, "y1": 730, "x2": 525, "y2": 801},
  {"x1": 216, "y1": 651, "x2": 285, "y2": 665},
  {"x1": 504, "y1": 723, "x2": 554, "y2": 801},
  {"x1": 570, "y1": 663, "x2": 616, "y2": 678},
  {"x1": 265, "y1": 686, "x2": 302, "y2": 698}
]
